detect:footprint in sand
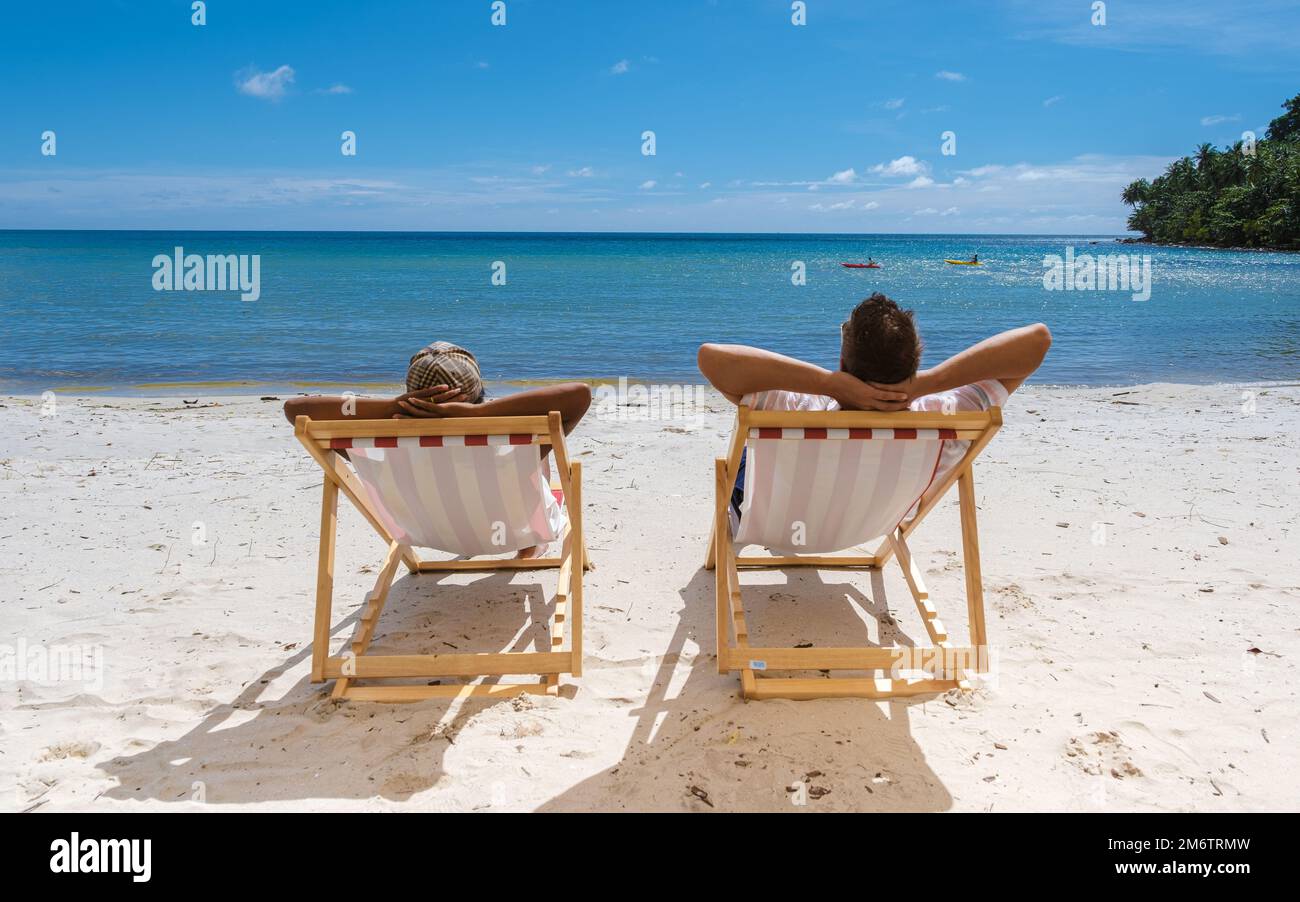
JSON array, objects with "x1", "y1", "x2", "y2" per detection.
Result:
[
  {"x1": 39, "y1": 740, "x2": 101, "y2": 762},
  {"x1": 990, "y1": 582, "x2": 1034, "y2": 611},
  {"x1": 1064, "y1": 730, "x2": 1143, "y2": 779}
]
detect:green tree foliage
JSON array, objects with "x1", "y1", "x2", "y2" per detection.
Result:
[{"x1": 1121, "y1": 92, "x2": 1300, "y2": 249}]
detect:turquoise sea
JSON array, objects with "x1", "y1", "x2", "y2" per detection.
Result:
[{"x1": 0, "y1": 231, "x2": 1296, "y2": 392}]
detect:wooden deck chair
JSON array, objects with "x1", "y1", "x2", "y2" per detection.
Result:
[
  {"x1": 704, "y1": 405, "x2": 1002, "y2": 700},
  {"x1": 294, "y1": 412, "x2": 588, "y2": 702}
]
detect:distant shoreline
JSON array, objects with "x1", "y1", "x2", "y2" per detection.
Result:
[
  {"x1": 1116, "y1": 237, "x2": 1300, "y2": 253},
  {"x1": 0, "y1": 228, "x2": 1131, "y2": 238}
]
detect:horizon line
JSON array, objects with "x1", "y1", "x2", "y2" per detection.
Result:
[{"x1": 0, "y1": 228, "x2": 1136, "y2": 237}]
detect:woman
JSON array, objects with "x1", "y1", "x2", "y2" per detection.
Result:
[
  {"x1": 283, "y1": 342, "x2": 592, "y2": 558},
  {"x1": 282, "y1": 341, "x2": 590, "y2": 433}
]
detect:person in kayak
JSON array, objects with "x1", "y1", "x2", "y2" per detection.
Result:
[
  {"x1": 867, "y1": 257, "x2": 876, "y2": 266},
  {"x1": 697, "y1": 292, "x2": 1051, "y2": 517},
  {"x1": 971, "y1": 254, "x2": 979, "y2": 263}
]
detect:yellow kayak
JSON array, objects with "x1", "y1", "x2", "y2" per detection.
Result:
[{"x1": 944, "y1": 259, "x2": 982, "y2": 266}]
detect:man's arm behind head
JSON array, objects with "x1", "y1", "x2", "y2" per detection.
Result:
[
  {"x1": 902, "y1": 323, "x2": 1052, "y2": 399},
  {"x1": 697, "y1": 343, "x2": 909, "y2": 410}
]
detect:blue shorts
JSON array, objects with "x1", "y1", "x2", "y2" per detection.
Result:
[{"x1": 730, "y1": 450, "x2": 746, "y2": 518}]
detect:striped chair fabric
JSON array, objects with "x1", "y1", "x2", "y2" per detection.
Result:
[
  {"x1": 733, "y1": 427, "x2": 954, "y2": 554},
  {"x1": 335, "y1": 433, "x2": 565, "y2": 556}
]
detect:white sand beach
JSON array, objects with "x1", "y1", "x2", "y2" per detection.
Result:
[{"x1": 1, "y1": 383, "x2": 1297, "y2": 812}]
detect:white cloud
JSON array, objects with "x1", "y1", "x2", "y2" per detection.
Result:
[
  {"x1": 611, "y1": 59, "x2": 630, "y2": 75},
  {"x1": 236, "y1": 65, "x2": 295, "y2": 101},
  {"x1": 809, "y1": 197, "x2": 882, "y2": 212},
  {"x1": 958, "y1": 155, "x2": 1173, "y2": 193},
  {"x1": 2, "y1": 153, "x2": 1169, "y2": 232},
  {"x1": 1043, "y1": 95, "x2": 1063, "y2": 107},
  {"x1": 828, "y1": 167, "x2": 858, "y2": 184},
  {"x1": 941, "y1": 206, "x2": 960, "y2": 216},
  {"x1": 567, "y1": 166, "x2": 595, "y2": 177},
  {"x1": 476, "y1": 61, "x2": 490, "y2": 69},
  {"x1": 935, "y1": 70, "x2": 967, "y2": 82},
  {"x1": 809, "y1": 199, "x2": 856, "y2": 211},
  {"x1": 870, "y1": 155, "x2": 926, "y2": 177},
  {"x1": 907, "y1": 176, "x2": 935, "y2": 188},
  {"x1": 883, "y1": 98, "x2": 905, "y2": 110},
  {"x1": 1200, "y1": 114, "x2": 1241, "y2": 126},
  {"x1": 1010, "y1": 3, "x2": 1297, "y2": 59},
  {"x1": 531, "y1": 165, "x2": 552, "y2": 175},
  {"x1": 698, "y1": 181, "x2": 712, "y2": 189},
  {"x1": 913, "y1": 207, "x2": 939, "y2": 215},
  {"x1": 639, "y1": 180, "x2": 657, "y2": 190},
  {"x1": 317, "y1": 84, "x2": 353, "y2": 95}
]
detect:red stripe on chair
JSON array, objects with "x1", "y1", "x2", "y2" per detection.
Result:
[
  {"x1": 749, "y1": 427, "x2": 944, "y2": 440},
  {"x1": 334, "y1": 433, "x2": 538, "y2": 447}
]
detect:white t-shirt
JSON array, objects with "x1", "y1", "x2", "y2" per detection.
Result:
[{"x1": 740, "y1": 379, "x2": 1009, "y2": 504}]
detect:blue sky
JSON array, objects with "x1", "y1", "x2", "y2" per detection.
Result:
[{"x1": 1, "y1": 0, "x2": 1296, "y2": 232}]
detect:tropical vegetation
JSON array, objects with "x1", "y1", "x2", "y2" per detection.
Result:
[{"x1": 1121, "y1": 92, "x2": 1300, "y2": 249}]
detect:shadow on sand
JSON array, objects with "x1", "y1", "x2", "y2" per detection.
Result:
[
  {"x1": 539, "y1": 565, "x2": 955, "y2": 812},
  {"x1": 97, "y1": 569, "x2": 566, "y2": 806},
  {"x1": 99, "y1": 560, "x2": 955, "y2": 811}
]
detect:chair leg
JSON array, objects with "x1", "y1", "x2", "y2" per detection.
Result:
[
  {"x1": 714, "y1": 459, "x2": 729, "y2": 674},
  {"x1": 569, "y1": 461, "x2": 583, "y2": 678},
  {"x1": 311, "y1": 477, "x2": 339, "y2": 683},
  {"x1": 727, "y1": 552, "x2": 756, "y2": 699},
  {"x1": 958, "y1": 470, "x2": 988, "y2": 656}
]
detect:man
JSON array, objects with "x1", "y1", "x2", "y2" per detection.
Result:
[
  {"x1": 283, "y1": 342, "x2": 591, "y2": 558},
  {"x1": 697, "y1": 292, "x2": 1051, "y2": 516}
]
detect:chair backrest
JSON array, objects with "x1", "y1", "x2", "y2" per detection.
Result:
[
  {"x1": 300, "y1": 415, "x2": 566, "y2": 557},
  {"x1": 731, "y1": 408, "x2": 997, "y2": 554}
]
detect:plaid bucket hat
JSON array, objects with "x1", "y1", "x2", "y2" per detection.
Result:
[{"x1": 406, "y1": 341, "x2": 485, "y2": 402}]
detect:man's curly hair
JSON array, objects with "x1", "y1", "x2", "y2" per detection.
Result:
[{"x1": 840, "y1": 293, "x2": 923, "y2": 384}]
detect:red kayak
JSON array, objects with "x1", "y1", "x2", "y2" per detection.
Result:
[{"x1": 841, "y1": 262, "x2": 881, "y2": 268}]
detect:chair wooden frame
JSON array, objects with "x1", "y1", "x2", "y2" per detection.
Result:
[
  {"x1": 704, "y1": 405, "x2": 1002, "y2": 700},
  {"x1": 295, "y1": 412, "x2": 589, "y2": 702}
]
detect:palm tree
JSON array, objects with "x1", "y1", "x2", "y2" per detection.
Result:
[
  {"x1": 1120, "y1": 179, "x2": 1149, "y2": 207},
  {"x1": 1121, "y1": 91, "x2": 1298, "y2": 248},
  {"x1": 1266, "y1": 92, "x2": 1300, "y2": 142},
  {"x1": 1195, "y1": 143, "x2": 1215, "y2": 172}
]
